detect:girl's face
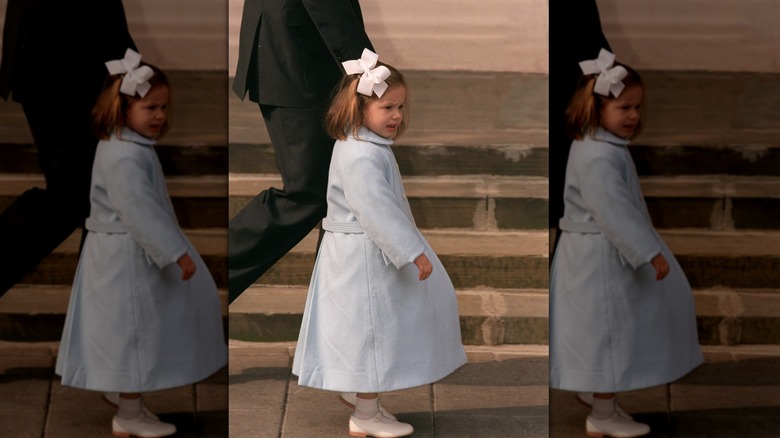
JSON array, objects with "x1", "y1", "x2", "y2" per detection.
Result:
[
  {"x1": 127, "y1": 85, "x2": 169, "y2": 139},
  {"x1": 599, "y1": 85, "x2": 643, "y2": 139},
  {"x1": 363, "y1": 86, "x2": 406, "y2": 139}
]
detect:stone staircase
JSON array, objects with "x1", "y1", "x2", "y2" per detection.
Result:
[
  {"x1": 0, "y1": 71, "x2": 229, "y2": 341},
  {"x1": 633, "y1": 71, "x2": 780, "y2": 346},
  {"x1": 228, "y1": 71, "x2": 551, "y2": 347}
]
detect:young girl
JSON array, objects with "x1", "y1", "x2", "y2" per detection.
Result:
[
  {"x1": 549, "y1": 49, "x2": 704, "y2": 437},
  {"x1": 291, "y1": 49, "x2": 467, "y2": 438},
  {"x1": 54, "y1": 49, "x2": 227, "y2": 438}
]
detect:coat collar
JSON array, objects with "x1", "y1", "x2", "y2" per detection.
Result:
[
  {"x1": 354, "y1": 126, "x2": 394, "y2": 146},
  {"x1": 590, "y1": 126, "x2": 631, "y2": 147},
  {"x1": 117, "y1": 127, "x2": 157, "y2": 147}
]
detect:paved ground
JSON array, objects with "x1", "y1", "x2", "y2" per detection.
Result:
[
  {"x1": 6, "y1": 341, "x2": 780, "y2": 437},
  {"x1": 551, "y1": 346, "x2": 780, "y2": 438},
  {"x1": 0, "y1": 341, "x2": 227, "y2": 438},
  {"x1": 229, "y1": 342, "x2": 549, "y2": 438},
  {"x1": 0, "y1": 341, "x2": 550, "y2": 438}
]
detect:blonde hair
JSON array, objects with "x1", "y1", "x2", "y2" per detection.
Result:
[
  {"x1": 565, "y1": 62, "x2": 644, "y2": 140},
  {"x1": 325, "y1": 62, "x2": 409, "y2": 141},
  {"x1": 92, "y1": 63, "x2": 171, "y2": 140}
]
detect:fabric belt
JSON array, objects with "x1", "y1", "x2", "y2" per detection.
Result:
[
  {"x1": 322, "y1": 218, "x2": 397, "y2": 266},
  {"x1": 558, "y1": 218, "x2": 601, "y2": 234},
  {"x1": 85, "y1": 218, "x2": 127, "y2": 234},
  {"x1": 322, "y1": 218, "x2": 364, "y2": 234}
]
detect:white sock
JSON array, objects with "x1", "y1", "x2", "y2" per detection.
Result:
[
  {"x1": 353, "y1": 396, "x2": 379, "y2": 420},
  {"x1": 117, "y1": 396, "x2": 142, "y2": 420},
  {"x1": 590, "y1": 396, "x2": 616, "y2": 420}
]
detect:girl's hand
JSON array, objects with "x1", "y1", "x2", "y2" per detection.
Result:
[
  {"x1": 177, "y1": 254, "x2": 196, "y2": 281},
  {"x1": 414, "y1": 254, "x2": 433, "y2": 281},
  {"x1": 650, "y1": 253, "x2": 669, "y2": 281}
]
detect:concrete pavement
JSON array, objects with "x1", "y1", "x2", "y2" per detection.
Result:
[
  {"x1": 550, "y1": 346, "x2": 780, "y2": 438},
  {"x1": 5, "y1": 341, "x2": 780, "y2": 437},
  {"x1": 0, "y1": 341, "x2": 227, "y2": 437},
  {"x1": 228, "y1": 342, "x2": 549, "y2": 438}
]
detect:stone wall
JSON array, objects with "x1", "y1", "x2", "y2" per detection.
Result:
[
  {"x1": 0, "y1": 0, "x2": 228, "y2": 71},
  {"x1": 3, "y1": 1, "x2": 779, "y2": 73},
  {"x1": 597, "y1": 0, "x2": 780, "y2": 72},
  {"x1": 228, "y1": 0, "x2": 548, "y2": 74}
]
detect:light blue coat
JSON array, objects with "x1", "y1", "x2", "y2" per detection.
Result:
[
  {"x1": 550, "y1": 128, "x2": 703, "y2": 393},
  {"x1": 55, "y1": 128, "x2": 227, "y2": 393},
  {"x1": 292, "y1": 128, "x2": 467, "y2": 392}
]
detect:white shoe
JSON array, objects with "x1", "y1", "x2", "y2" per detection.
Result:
[
  {"x1": 103, "y1": 393, "x2": 159, "y2": 420},
  {"x1": 349, "y1": 413, "x2": 413, "y2": 438},
  {"x1": 112, "y1": 412, "x2": 176, "y2": 437},
  {"x1": 339, "y1": 392, "x2": 397, "y2": 420},
  {"x1": 577, "y1": 393, "x2": 633, "y2": 420},
  {"x1": 586, "y1": 412, "x2": 650, "y2": 438}
]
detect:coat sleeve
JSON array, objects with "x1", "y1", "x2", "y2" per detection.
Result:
[
  {"x1": 579, "y1": 151, "x2": 663, "y2": 269},
  {"x1": 90, "y1": 0, "x2": 137, "y2": 59},
  {"x1": 341, "y1": 150, "x2": 425, "y2": 270},
  {"x1": 104, "y1": 153, "x2": 189, "y2": 269},
  {"x1": 232, "y1": 0, "x2": 262, "y2": 99},
  {"x1": 301, "y1": 0, "x2": 374, "y2": 65}
]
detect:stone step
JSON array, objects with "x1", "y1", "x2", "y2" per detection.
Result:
[
  {"x1": 0, "y1": 285, "x2": 228, "y2": 342},
  {"x1": 630, "y1": 143, "x2": 780, "y2": 178},
  {"x1": 230, "y1": 341, "x2": 780, "y2": 362},
  {"x1": 0, "y1": 174, "x2": 227, "y2": 229},
  {"x1": 639, "y1": 175, "x2": 780, "y2": 230},
  {"x1": 252, "y1": 229, "x2": 549, "y2": 291},
  {"x1": 695, "y1": 288, "x2": 780, "y2": 346},
  {"x1": 639, "y1": 71, "x2": 780, "y2": 144},
  {"x1": 0, "y1": 143, "x2": 227, "y2": 177},
  {"x1": 634, "y1": 72, "x2": 780, "y2": 164},
  {"x1": 228, "y1": 70, "x2": 548, "y2": 179},
  {"x1": 251, "y1": 229, "x2": 778, "y2": 291},
  {"x1": 663, "y1": 230, "x2": 780, "y2": 289},
  {"x1": 228, "y1": 70, "x2": 547, "y2": 144},
  {"x1": 0, "y1": 71, "x2": 227, "y2": 149},
  {"x1": 13, "y1": 228, "x2": 227, "y2": 289},
  {"x1": 229, "y1": 285, "x2": 549, "y2": 346},
  {"x1": 229, "y1": 285, "x2": 780, "y2": 347},
  {"x1": 229, "y1": 141, "x2": 548, "y2": 178},
  {"x1": 229, "y1": 174, "x2": 548, "y2": 230},
  {"x1": 5, "y1": 283, "x2": 780, "y2": 346}
]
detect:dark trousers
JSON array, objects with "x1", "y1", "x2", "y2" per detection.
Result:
[
  {"x1": 228, "y1": 104, "x2": 333, "y2": 303},
  {"x1": 0, "y1": 95, "x2": 97, "y2": 296}
]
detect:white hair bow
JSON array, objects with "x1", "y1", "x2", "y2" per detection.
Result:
[
  {"x1": 579, "y1": 49, "x2": 628, "y2": 97},
  {"x1": 342, "y1": 48, "x2": 391, "y2": 98},
  {"x1": 105, "y1": 48, "x2": 154, "y2": 98}
]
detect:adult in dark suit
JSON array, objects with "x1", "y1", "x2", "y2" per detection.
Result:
[
  {"x1": 548, "y1": 0, "x2": 612, "y2": 255},
  {"x1": 229, "y1": 0, "x2": 373, "y2": 303},
  {"x1": 0, "y1": 1, "x2": 137, "y2": 296}
]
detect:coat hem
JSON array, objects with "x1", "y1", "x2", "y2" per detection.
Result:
[{"x1": 550, "y1": 356, "x2": 704, "y2": 393}]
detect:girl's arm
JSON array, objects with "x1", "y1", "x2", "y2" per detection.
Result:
[
  {"x1": 579, "y1": 151, "x2": 664, "y2": 269},
  {"x1": 414, "y1": 254, "x2": 433, "y2": 280},
  {"x1": 651, "y1": 253, "x2": 670, "y2": 280},
  {"x1": 105, "y1": 153, "x2": 189, "y2": 270},
  {"x1": 341, "y1": 150, "x2": 426, "y2": 270},
  {"x1": 177, "y1": 254, "x2": 196, "y2": 280}
]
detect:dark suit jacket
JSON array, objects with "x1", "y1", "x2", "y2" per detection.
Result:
[
  {"x1": 232, "y1": 0, "x2": 373, "y2": 106},
  {"x1": 0, "y1": 0, "x2": 136, "y2": 104},
  {"x1": 549, "y1": 0, "x2": 611, "y2": 229}
]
